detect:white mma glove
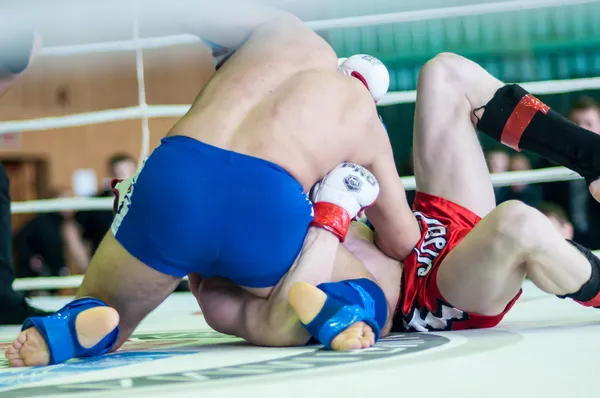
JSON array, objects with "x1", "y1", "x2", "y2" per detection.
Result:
[
  {"x1": 338, "y1": 54, "x2": 390, "y2": 103},
  {"x1": 310, "y1": 162, "x2": 379, "y2": 242}
]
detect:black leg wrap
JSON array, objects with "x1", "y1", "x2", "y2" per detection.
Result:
[
  {"x1": 557, "y1": 240, "x2": 600, "y2": 303},
  {"x1": 475, "y1": 84, "x2": 528, "y2": 141},
  {"x1": 476, "y1": 84, "x2": 600, "y2": 184},
  {"x1": 0, "y1": 28, "x2": 34, "y2": 76}
]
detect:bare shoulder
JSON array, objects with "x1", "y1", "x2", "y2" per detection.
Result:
[{"x1": 233, "y1": 16, "x2": 338, "y2": 73}]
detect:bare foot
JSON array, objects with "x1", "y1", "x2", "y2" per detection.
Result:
[
  {"x1": 590, "y1": 179, "x2": 600, "y2": 203},
  {"x1": 288, "y1": 282, "x2": 376, "y2": 351},
  {"x1": 5, "y1": 306, "x2": 119, "y2": 367}
]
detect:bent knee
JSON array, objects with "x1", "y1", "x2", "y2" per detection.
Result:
[
  {"x1": 419, "y1": 52, "x2": 469, "y2": 86},
  {"x1": 490, "y1": 200, "x2": 553, "y2": 249}
]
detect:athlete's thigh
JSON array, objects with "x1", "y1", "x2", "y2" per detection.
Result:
[
  {"x1": 435, "y1": 210, "x2": 525, "y2": 316},
  {"x1": 412, "y1": 58, "x2": 496, "y2": 218},
  {"x1": 77, "y1": 232, "x2": 181, "y2": 346}
]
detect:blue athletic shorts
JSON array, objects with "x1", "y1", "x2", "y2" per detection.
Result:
[{"x1": 111, "y1": 136, "x2": 314, "y2": 288}]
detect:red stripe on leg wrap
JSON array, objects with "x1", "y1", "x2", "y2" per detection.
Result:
[
  {"x1": 310, "y1": 202, "x2": 351, "y2": 242},
  {"x1": 501, "y1": 94, "x2": 549, "y2": 151},
  {"x1": 576, "y1": 292, "x2": 600, "y2": 308}
]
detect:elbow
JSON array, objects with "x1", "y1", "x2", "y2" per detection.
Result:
[{"x1": 374, "y1": 231, "x2": 414, "y2": 261}]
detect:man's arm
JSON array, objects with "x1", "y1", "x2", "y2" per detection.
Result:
[
  {"x1": 195, "y1": 228, "x2": 338, "y2": 347},
  {"x1": 363, "y1": 118, "x2": 421, "y2": 261}
]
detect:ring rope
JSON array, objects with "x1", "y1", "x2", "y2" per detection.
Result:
[
  {"x1": 133, "y1": 7, "x2": 151, "y2": 165},
  {"x1": 38, "y1": 0, "x2": 600, "y2": 58},
  {"x1": 10, "y1": 167, "x2": 580, "y2": 214},
  {"x1": 11, "y1": 248, "x2": 600, "y2": 291},
  {"x1": 1, "y1": 76, "x2": 600, "y2": 135}
]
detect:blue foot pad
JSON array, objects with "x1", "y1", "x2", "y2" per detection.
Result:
[
  {"x1": 22, "y1": 297, "x2": 120, "y2": 365},
  {"x1": 302, "y1": 279, "x2": 385, "y2": 350}
]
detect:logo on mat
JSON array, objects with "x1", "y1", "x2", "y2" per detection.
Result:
[
  {"x1": 0, "y1": 331, "x2": 451, "y2": 397},
  {"x1": 344, "y1": 175, "x2": 362, "y2": 192}
]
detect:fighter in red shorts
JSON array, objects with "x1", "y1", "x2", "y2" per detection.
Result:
[
  {"x1": 347, "y1": 52, "x2": 600, "y2": 334},
  {"x1": 187, "y1": 51, "x2": 600, "y2": 343}
]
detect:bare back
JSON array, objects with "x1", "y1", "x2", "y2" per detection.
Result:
[
  {"x1": 170, "y1": 16, "x2": 420, "y2": 258},
  {"x1": 168, "y1": 18, "x2": 382, "y2": 191}
]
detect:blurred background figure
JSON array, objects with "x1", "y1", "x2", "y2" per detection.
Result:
[
  {"x1": 486, "y1": 149, "x2": 510, "y2": 203},
  {"x1": 486, "y1": 149, "x2": 510, "y2": 174},
  {"x1": 76, "y1": 153, "x2": 137, "y2": 256},
  {"x1": 0, "y1": 27, "x2": 51, "y2": 323},
  {"x1": 14, "y1": 188, "x2": 88, "y2": 280},
  {"x1": 569, "y1": 96, "x2": 600, "y2": 135},
  {"x1": 537, "y1": 202, "x2": 574, "y2": 240},
  {"x1": 496, "y1": 154, "x2": 542, "y2": 207},
  {"x1": 104, "y1": 153, "x2": 138, "y2": 190}
]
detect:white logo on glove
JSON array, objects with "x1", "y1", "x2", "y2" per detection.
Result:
[{"x1": 343, "y1": 175, "x2": 362, "y2": 192}]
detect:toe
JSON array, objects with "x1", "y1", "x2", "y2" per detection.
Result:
[
  {"x1": 16, "y1": 331, "x2": 27, "y2": 345},
  {"x1": 8, "y1": 357, "x2": 25, "y2": 368},
  {"x1": 337, "y1": 337, "x2": 362, "y2": 351}
]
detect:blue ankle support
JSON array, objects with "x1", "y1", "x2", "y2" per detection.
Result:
[
  {"x1": 21, "y1": 297, "x2": 120, "y2": 365},
  {"x1": 303, "y1": 278, "x2": 388, "y2": 349}
]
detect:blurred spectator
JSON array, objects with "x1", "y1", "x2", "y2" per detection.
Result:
[
  {"x1": 14, "y1": 188, "x2": 88, "y2": 279},
  {"x1": 102, "y1": 153, "x2": 137, "y2": 195},
  {"x1": 569, "y1": 96, "x2": 600, "y2": 134},
  {"x1": 537, "y1": 202, "x2": 574, "y2": 240},
  {"x1": 76, "y1": 153, "x2": 137, "y2": 255},
  {"x1": 496, "y1": 154, "x2": 542, "y2": 207},
  {"x1": 485, "y1": 149, "x2": 510, "y2": 202},
  {"x1": 537, "y1": 96, "x2": 600, "y2": 249},
  {"x1": 486, "y1": 149, "x2": 510, "y2": 174}
]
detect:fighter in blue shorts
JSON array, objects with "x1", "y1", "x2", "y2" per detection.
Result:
[{"x1": 7, "y1": 1, "x2": 421, "y2": 366}]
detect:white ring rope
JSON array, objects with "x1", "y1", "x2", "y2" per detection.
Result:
[
  {"x1": 11, "y1": 247, "x2": 600, "y2": 292},
  {"x1": 9, "y1": 167, "x2": 581, "y2": 214},
  {"x1": 133, "y1": 7, "x2": 151, "y2": 165},
  {"x1": 2, "y1": 76, "x2": 600, "y2": 135},
  {"x1": 38, "y1": 0, "x2": 600, "y2": 57},
  {"x1": 12, "y1": 275, "x2": 190, "y2": 292}
]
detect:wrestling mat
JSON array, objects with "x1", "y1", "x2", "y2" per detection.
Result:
[{"x1": 1, "y1": 281, "x2": 597, "y2": 398}]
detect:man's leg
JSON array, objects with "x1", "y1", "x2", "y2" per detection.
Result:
[
  {"x1": 414, "y1": 53, "x2": 598, "y2": 314},
  {"x1": 6, "y1": 232, "x2": 182, "y2": 367},
  {"x1": 435, "y1": 201, "x2": 593, "y2": 315},
  {"x1": 412, "y1": 52, "x2": 501, "y2": 217},
  {"x1": 75, "y1": 233, "x2": 182, "y2": 347},
  {"x1": 445, "y1": 53, "x2": 600, "y2": 202}
]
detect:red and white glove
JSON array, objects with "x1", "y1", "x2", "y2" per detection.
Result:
[
  {"x1": 338, "y1": 54, "x2": 390, "y2": 103},
  {"x1": 310, "y1": 162, "x2": 379, "y2": 242}
]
